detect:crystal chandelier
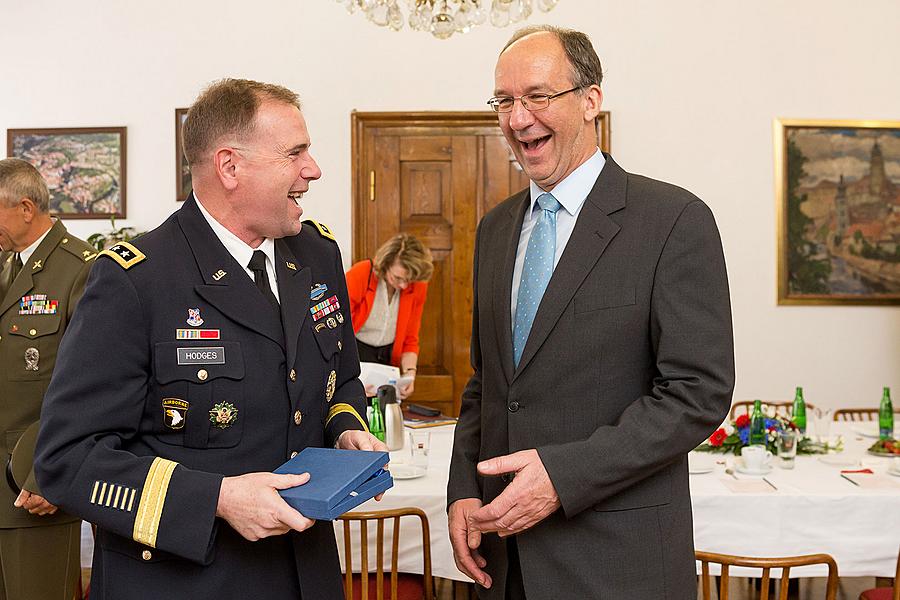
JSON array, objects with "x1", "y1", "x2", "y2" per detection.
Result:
[{"x1": 337, "y1": 0, "x2": 560, "y2": 40}]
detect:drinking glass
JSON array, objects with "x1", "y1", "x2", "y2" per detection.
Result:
[
  {"x1": 777, "y1": 429, "x2": 798, "y2": 469},
  {"x1": 812, "y1": 407, "x2": 833, "y2": 443},
  {"x1": 408, "y1": 431, "x2": 430, "y2": 470}
]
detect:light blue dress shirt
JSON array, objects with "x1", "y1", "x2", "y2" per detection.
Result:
[{"x1": 510, "y1": 149, "x2": 606, "y2": 321}]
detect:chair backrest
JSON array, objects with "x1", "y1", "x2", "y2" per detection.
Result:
[
  {"x1": 834, "y1": 407, "x2": 900, "y2": 422},
  {"x1": 730, "y1": 401, "x2": 816, "y2": 420},
  {"x1": 338, "y1": 507, "x2": 434, "y2": 600},
  {"x1": 696, "y1": 551, "x2": 839, "y2": 600}
]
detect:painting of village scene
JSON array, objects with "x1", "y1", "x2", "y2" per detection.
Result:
[
  {"x1": 7, "y1": 127, "x2": 126, "y2": 218},
  {"x1": 777, "y1": 120, "x2": 900, "y2": 304}
]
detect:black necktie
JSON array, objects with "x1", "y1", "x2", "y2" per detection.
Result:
[
  {"x1": 248, "y1": 250, "x2": 279, "y2": 311},
  {"x1": 1, "y1": 253, "x2": 23, "y2": 301}
]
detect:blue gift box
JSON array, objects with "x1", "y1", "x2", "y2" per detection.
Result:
[{"x1": 274, "y1": 447, "x2": 393, "y2": 520}]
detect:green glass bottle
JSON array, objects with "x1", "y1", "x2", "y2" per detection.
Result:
[
  {"x1": 792, "y1": 387, "x2": 807, "y2": 434},
  {"x1": 749, "y1": 399, "x2": 766, "y2": 446},
  {"x1": 879, "y1": 387, "x2": 894, "y2": 440},
  {"x1": 369, "y1": 396, "x2": 385, "y2": 442}
]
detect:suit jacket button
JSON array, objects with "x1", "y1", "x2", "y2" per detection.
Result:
[
  {"x1": 289, "y1": 369, "x2": 297, "y2": 382},
  {"x1": 293, "y1": 410, "x2": 303, "y2": 426},
  {"x1": 141, "y1": 550, "x2": 152, "y2": 561},
  {"x1": 337, "y1": 341, "x2": 343, "y2": 351},
  {"x1": 197, "y1": 369, "x2": 208, "y2": 381},
  {"x1": 508, "y1": 401, "x2": 519, "y2": 412}
]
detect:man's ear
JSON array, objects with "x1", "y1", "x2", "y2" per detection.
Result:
[
  {"x1": 19, "y1": 198, "x2": 37, "y2": 224},
  {"x1": 583, "y1": 85, "x2": 603, "y2": 122},
  {"x1": 213, "y1": 147, "x2": 240, "y2": 191}
]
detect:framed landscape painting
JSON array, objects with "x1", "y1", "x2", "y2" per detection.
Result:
[
  {"x1": 175, "y1": 108, "x2": 191, "y2": 201},
  {"x1": 775, "y1": 119, "x2": 900, "y2": 305},
  {"x1": 7, "y1": 127, "x2": 126, "y2": 219}
]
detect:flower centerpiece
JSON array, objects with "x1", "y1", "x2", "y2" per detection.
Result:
[{"x1": 695, "y1": 409, "x2": 841, "y2": 455}]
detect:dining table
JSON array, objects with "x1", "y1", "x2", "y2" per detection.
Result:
[{"x1": 335, "y1": 420, "x2": 900, "y2": 581}]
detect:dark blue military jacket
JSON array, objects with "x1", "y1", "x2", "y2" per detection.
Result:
[{"x1": 35, "y1": 197, "x2": 368, "y2": 599}]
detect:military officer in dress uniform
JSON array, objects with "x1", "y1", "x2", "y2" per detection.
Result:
[
  {"x1": 0, "y1": 158, "x2": 95, "y2": 599},
  {"x1": 34, "y1": 79, "x2": 385, "y2": 599}
]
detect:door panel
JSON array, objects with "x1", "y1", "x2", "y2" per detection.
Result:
[{"x1": 351, "y1": 112, "x2": 610, "y2": 415}]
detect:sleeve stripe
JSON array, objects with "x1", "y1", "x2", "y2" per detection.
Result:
[
  {"x1": 112, "y1": 485, "x2": 122, "y2": 509},
  {"x1": 325, "y1": 403, "x2": 369, "y2": 432},
  {"x1": 126, "y1": 488, "x2": 136, "y2": 513},
  {"x1": 90, "y1": 481, "x2": 99, "y2": 504},
  {"x1": 132, "y1": 457, "x2": 178, "y2": 548}
]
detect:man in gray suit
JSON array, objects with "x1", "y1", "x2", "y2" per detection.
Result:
[{"x1": 447, "y1": 26, "x2": 734, "y2": 599}]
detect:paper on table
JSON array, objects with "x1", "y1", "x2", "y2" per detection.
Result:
[
  {"x1": 720, "y1": 478, "x2": 776, "y2": 494},
  {"x1": 359, "y1": 361, "x2": 400, "y2": 391}
]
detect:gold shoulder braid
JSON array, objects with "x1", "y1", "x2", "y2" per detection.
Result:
[
  {"x1": 99, "y1": 241, "x2": 146, "y2": 270},
  {"x1": 304, "y1": 220, "x2": 336, "y2": 242}
]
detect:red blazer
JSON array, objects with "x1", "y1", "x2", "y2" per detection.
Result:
[{"x1": 345, "y1": 260, "x2": 428, "y2": 367}]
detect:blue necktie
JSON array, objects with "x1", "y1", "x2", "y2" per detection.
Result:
[{"x1": 513, "y1": 193, "x2": 562, "y2": 367}]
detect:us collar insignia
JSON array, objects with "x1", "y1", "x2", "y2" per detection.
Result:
[
  {"x1": 286, "y1": 262, "x2": 297, "y2": 271},
  {"x1": 212, "y1": 269, "x2": 227, "y2": 281},
  {"x1": 186, "y1": 308, "x2": 204, "y2": 327},
  {"x1": 163, "y1": 398, "x2": 189, "y2": 430},
  {"x1": 310, "y1": 283, "x2": 328, "y2": 301},
  {"x1": 209, "y1": 401, "x2": 238, "y2": 428}
]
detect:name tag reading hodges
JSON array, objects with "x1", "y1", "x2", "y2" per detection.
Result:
[{"x1": 177, "y1": 346, "x2": 226, "y2": 365}]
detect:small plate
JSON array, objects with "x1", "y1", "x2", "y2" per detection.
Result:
[
  {"x1": 852, "y1": 425, "x2": 880, "y2": 439},
  {"x1": 389, "y1": 465, "x2": 426, "y2": 480},
  {"x1": 688, "y1": 453, "x2": 715, "y2": 474},
  {"x1": 734, "y1": 458, "x2": 773, "y2": 476},
  {"x1": 818, "y1": 454, "x2": 858, "y2": 467}
]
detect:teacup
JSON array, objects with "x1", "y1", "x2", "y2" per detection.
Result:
[{"x1": 741, "y1": 446, "x2": 773, "y2": 471}]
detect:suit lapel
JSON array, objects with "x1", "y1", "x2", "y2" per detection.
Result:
[
  {"x1": 0, "y1": 220, "x2": 64, "y2": 315},
  {"x1": 274, "y1": 238, "x2": 311, "y2": 370},
  {"x1": 513, "y1": 155, "x2": 627, "y2": 381},
  {"x1": 492, "y1": 191, "x2": 529, "y2": 385},
  {"x1": 177, "y1": 197, "x2": 285, "y2": 350}
]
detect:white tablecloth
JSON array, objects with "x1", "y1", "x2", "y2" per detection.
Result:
[{"x1": 338, "y1": 421, "x2": 900, "y2": 581}]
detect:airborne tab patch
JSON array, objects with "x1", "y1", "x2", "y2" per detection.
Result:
[{"x1": 99, "y1": 241, "x2": 146, "y2": 270}]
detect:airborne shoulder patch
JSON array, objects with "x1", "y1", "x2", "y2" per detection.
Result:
[
  {"x1": 99, "y1": 241, "x2": 146, "y2": 270},
  {"x1": 304, "y1": 220, "x2": 336, "y2": 242}
]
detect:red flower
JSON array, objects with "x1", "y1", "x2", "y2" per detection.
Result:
[
  {"x1": 734, "y1": 414, "x2": 750, "y2": 428},
  {"x1": 709, "y1": 428, "x2": 727, "y2": 447}
]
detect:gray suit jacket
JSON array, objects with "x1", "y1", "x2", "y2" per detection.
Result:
[{"x1": 448, "y1": 155, "x2": 735, "y2": 599}]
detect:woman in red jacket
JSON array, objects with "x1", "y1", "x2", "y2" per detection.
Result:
[{"x1": 345, "y1": 233, "x2": 432, "y2": 399}]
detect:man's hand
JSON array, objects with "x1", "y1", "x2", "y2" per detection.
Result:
[
  {"x1": 468, "y1": 449, "x2": 561, "y2": 537},
  {"x1": 14, "y1": 489, "x2": 58, "y2": 516},
  {"x1": 448, "y1": 498, "x2": 492, "y2": 588},
  {"x1": 336, "y1": 430, "x2": 388, "y2": 452},
  {"x1": 336, "y1": 430, "x2": 389, "y2": 501},
  {"x1": 216, "y1": 472, "x2": 314, "y2": 541}
]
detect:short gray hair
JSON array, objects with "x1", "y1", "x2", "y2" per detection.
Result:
[
  {"x1": 0, "y1": 158, "x2": 50, "y2": 212},
  {"x1": 502, "y1": 25, "x2": 603, "y2": 89}
]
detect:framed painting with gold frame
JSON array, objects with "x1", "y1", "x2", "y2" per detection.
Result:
[
  {"x1": 775, "y1": 118, "x2": 900, "y2": 305},
  {"x1": 175, "y1": 108, "x2": 191, "y2": 202}
]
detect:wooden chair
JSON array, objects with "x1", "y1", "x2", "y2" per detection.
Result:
[
  {"x1": 338, "y1": 507, "x2": 434, "y2": 600},
  {"x1": 859, "y1": 546, "x2": 900, "y2": 600},
  {"x1": 696, "y1": 551, "x2": 838, "y2": 600},
  {"x1": 834, "y1": 407, "x2": 900, "y2": 422},
  {"x1": 730, "y1": 401, "x2": 816, "y2": 420}
]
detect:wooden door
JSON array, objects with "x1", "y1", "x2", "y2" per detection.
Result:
[{"x1": 351, "y1": 112, "x2": 610, "y2": 416}]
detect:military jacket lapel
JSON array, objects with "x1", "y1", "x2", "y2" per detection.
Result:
[
  {"x1": 177, "y1": 198, "x2": 285, "y2": 349},
  {"x1": 0, "y1": 221, "x2": 65, "y2": 316},
  {"x1": 274, "y1": 239, "x2": 311, "y2": 371}
]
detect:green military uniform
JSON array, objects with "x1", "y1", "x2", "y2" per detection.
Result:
[{"x1": 0, "y1": 220, "x2": 95, "y2": 599}]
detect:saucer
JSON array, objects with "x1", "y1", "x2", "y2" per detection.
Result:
[
  {"x1": 887, "y1": 467, "x2": 900, "y2": 478},
  {"x1": 852, "y1": 425, "x2": 880, "y2": 439},
  {"x1": 818, "y1": 454, "x2": 858, "y2": 467},
  {"x1": 734, "y1": 458, "x2": 772, "y2": 476},
  {"x1": 389, "y1": 464, "x2": 426, "y2": 480},
  {"x1": 688, "y1": 453, "x2": 715, "y2": 474}
]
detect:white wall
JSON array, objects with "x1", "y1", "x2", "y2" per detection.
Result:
[{"x1": 2, "y1": 0, "x2": 898, "y2": 408}]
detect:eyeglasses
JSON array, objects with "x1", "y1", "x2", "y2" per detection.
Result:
[
  {"x1": 386, "y1": 269, "x2": 410, "y2": 286},
  {"x1": 486, "y1": 86, "x2": 582, "y2": 113}
]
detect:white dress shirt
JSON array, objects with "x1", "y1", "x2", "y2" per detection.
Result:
[
  {"x1": 195, "y1": 195, "x2": 279, "y2": 302},
  {"x1": 510, "y1": 149, "x2": 606, "y2": 320},
  {"x1": 19, "y1": 221, "x2": 54, "y2": 266},
  {"x1": 355, "y1": 277, "x2": 400, "y2": 347}
]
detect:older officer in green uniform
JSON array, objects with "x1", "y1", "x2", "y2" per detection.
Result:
[
  {"x1": 34, "y1": 79, "x2": 385, "y2": 599},
  {"x1": 0, "y1": 158, "x2": 95, "y2": 600}
]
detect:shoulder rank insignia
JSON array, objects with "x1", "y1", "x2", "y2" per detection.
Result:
[
  {"x1": 99, "y1": 241, "x2": 146, "y2": 270},
  {"x1": 304, "y1": 220, "x2": 336, "y2": 242},
  {"x1": 82, "y1": 249, "x2": 98, "y2": 261}
]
